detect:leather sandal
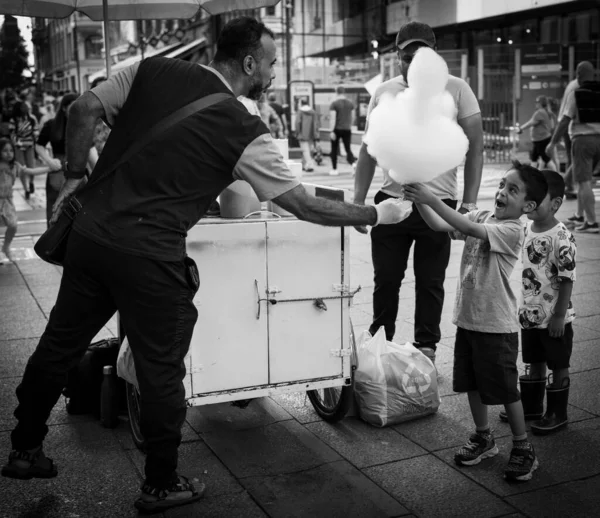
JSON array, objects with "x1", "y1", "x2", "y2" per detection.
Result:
[
  {"x1": 134, "y1": 475, "x2": 205, "y2": 514},
  {"x1": 1, "y1": 447, "x2": 58, "y2": 480}
]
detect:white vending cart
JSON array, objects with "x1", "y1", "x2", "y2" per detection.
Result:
[{"x1": 125, "y1": 186, "x2": 358, "y2": 449}]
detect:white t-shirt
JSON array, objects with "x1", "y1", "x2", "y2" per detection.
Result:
[{"x1": 519, "y1": 221, "x2": 576, "y2": 329}]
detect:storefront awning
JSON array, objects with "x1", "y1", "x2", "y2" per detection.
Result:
[
  {"x1": 88, "y1": 39, "x2": 203, "y2": 83},
  {"x1": 164, "y1": 38, "x2": 207, "y2": 60}
]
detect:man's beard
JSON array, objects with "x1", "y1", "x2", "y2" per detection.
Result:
[{"x1": 248, "y1": 73, "x2": 269, "y2": 101}]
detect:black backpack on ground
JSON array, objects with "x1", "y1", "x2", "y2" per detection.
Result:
[{"x1": 63, "y1": 338, "x2": 125, "y2": 417}]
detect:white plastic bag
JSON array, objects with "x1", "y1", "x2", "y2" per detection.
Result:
[
  {"x1": 116, "y1": 337, "x2": 139, "y2": 391},
  {"x1": 354, "y1": 326, "x2": 440, "y2": 427}
]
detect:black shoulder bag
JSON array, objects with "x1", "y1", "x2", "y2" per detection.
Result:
[{"x1": 34, "y1": 92, "x2": 231, "y2": 266}]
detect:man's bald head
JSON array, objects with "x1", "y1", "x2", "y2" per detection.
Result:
[{"x1": 576, "y1": 61, "x2": 594, "y2": 83}]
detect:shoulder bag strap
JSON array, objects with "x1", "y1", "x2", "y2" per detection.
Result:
[{"x1": 84, "y1": 92, "x2": 232, "y2": 190}]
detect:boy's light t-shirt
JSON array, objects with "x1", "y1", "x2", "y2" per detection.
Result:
[
  {"x1": 452, "y1": 210, "x2": 524, "y2": 334},
  {"x1": 520, "y1": 221, "x2": 577, "y2": 329}
]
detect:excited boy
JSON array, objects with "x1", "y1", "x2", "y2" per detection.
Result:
[{"x1": 403, "y1": 161, "x2": 547, "y2": 482}]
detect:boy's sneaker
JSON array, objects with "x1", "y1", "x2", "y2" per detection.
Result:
[
  {"x1": 576, "y1": 222, "x2": 599, "y2": 234},
  {"x1": 454, "y1": 432, "x2": 499, "y2": 466},
  {"x1": 567, "y1": 214, "x2": 584, "y2": 223},
  {"x1": 505, "y1": 441, "x2": 539, "y2": 482},
  {"x1": 329, "y1": 169, "x2": 339, "y2": 176}
]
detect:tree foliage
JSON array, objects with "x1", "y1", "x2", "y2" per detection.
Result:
[{"x1": 0, "y1": 16, "x2": 30, "y2": 89}]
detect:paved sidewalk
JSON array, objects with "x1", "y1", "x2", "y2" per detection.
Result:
[{"x1": 1, "y1": 188, "x2": 599, "y2": 517}]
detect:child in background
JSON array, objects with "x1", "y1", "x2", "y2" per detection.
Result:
[
  {"x1": 517, "y1": 169, "x2": 576, "y2": 435},
  {"x1": 403, "y1": 161, "x2": 548, "y2": 482},
  {"x1": 0, "y1": 138, "x2": 52, "y2": 263}
]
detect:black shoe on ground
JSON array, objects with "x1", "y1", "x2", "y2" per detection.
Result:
[
  {"x1": 567, "y1": 214, "x2": 584, "y2": 223},
  {"x1": 576, "y1": 222, "x2": 599, "y2": 234}
]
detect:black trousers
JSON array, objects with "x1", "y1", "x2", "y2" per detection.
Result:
[
  {"x1": 330, "y1": 129, "x2": 355, "y2": 169},
  {"x1": 369, "y1": 191, "x2": 456, "y2": 348},
  {"x1": 11, "y1": 230, "x2": 198, "y2": 488}
]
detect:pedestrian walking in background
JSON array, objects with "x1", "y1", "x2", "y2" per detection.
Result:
[
  {"x1": 8, "y1": 101, "x2": 38, "y2": 199},
  {"x1": 35, "y1": 93, "x2": 79, "y2": 225},
  {"x1": 518, "y1": 95, "x2": 553, "y2": 169},
  {"x1": 0, "y1": 138, "x2": 52, "y2": 263},
  {"x1": 295, "y1": 98, "x2": 319, "y2": 172},
  {"x1": 258, "y1": 94, "x2": 283, "y2": 138},
  {"x1": 329, "y1": 86, "x2": 356, "y2": 175},
  {"x1": 557, "y1": 78, "x2": 579, "y2": 198},
  {"x1": 404, "y1": 161, "x2": 547, "y2": 482},
  {"x1": 547, "y1": 98, "x2": 561, "y2": 171},
  {"x1": 506, "y1": 170, "x2": 576, "y2": 435},
  {"x1": 353, "y1": 21, "x2": 484, "y2": 364},
  {"x1": 268, "y1": 92, "x2": 288, "y2": 137},
  {"x1": 547, "y1": 61, "x2": 600, "y2": 234},
  {"x1": 1, "y1": 17, "x2": 409, "y2": 515}
]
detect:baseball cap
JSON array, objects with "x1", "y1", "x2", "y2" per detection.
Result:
[{"x1": 396, "y1": 21, "x2": 436, "y2": 50}]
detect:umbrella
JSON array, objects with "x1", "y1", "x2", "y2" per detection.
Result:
[{"x1": 1, "y1": 0, "x2": 281, "y2": 76}]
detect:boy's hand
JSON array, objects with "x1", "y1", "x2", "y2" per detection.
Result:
[
  {"x1": 548, "y1": 314, "x2": 565, "y2": 337},
  {"x1": 403, "y1": 183, "x2": 436, "y2": 205}
]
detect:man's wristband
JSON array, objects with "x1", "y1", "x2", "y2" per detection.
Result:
[
  {"x1": 64, "y1": 161, "x2": 87, "y2": 179},
  {"x1": 64, "y1": 168, "x2": 87, "y2": 179},
  {"x1": 372, "y1": 205, "x2": 380, "y2": 226}
]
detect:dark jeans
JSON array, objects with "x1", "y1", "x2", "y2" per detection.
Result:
[
  {"x1": 330, "y1": 129, "x2": 355, "y2": 169},
  {"x1": 11, "y1": 230, "x2": 198, "y2": 488},
  {"x1": 369, "y1": 191, "x2": 456, "y2": 349}
]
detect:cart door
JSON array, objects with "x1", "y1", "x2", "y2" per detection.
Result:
[
  {"x1": 266, "y1": 221, "x2": 348, "y2": 384},
  {"x1": 186, "y1": 222, "x2": 268, "y2": 394}
]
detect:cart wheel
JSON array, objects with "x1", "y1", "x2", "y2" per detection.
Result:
[
  {"x1": 307, "y1": 384, "x2": 353, "y2": 422},
  {"x1": 307, "y1": 318, "x2": 357, "y2": 422},
  {"x1": 125, "y1": 382, "x2": 146, "y2": 452}
]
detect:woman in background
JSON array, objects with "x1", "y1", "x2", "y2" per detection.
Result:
[{"x1": 9, "y1": 101, "x2": 38, "y2": 198}]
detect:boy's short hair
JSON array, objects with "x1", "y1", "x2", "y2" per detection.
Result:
[
  {"x1": 510, "y1": 160, "x2": 547, "y2": 206},
  {"x1": 541, "y1": 169, "x2": 565, "y2": 199}
]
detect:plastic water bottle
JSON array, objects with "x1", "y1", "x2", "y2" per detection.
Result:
[{"x1": 100, "y1": 365, "x2": 119, "y2": 428}]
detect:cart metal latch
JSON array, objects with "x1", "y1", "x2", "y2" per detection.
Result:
[
  {"x1": 330, "y1": 348, "x2": 352, "y2": 357},
  {"x1": 332, "y1": 284, "x2": 350, "y2": 293}
]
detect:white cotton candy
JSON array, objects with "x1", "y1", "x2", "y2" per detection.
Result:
[{"x1": 364, "y1": 47, "x2": 469, "y2": 185}]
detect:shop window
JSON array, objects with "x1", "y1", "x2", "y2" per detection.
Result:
[
  {"x1": 266, "y1": 5, "x2": 276, "y2": 16},
  {"x1": 84, "y1": 35, "x2": 104, "y2": 60},
  {"x1": 540, "y1": 16, "x2": 559, "y2": 44}
]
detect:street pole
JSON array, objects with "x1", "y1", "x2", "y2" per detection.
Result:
[
  {"x1": 102, "y1": 0, "x2": 112, "y2": 77},
  {"x1": 285, "y1": 1, "x2": 292, "y2": 116},
  {"x1": 73, "y1": 15, "x2": 82, "y2": 92}
]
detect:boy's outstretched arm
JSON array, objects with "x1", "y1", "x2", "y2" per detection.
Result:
[
  {"x1": 404, "y1": 183, "x2": 487, "y2": 240},
  {"x1": 413, "y1": 203, "x2": 455, "y2": 232}
]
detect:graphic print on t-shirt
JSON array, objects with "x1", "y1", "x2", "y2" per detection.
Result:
[
  {"x1": 461, "y1": 238, "x2": 490, "y2": 289},
  {"x1": 519, "y1": 222, "x2": 577, "y2": 329}
]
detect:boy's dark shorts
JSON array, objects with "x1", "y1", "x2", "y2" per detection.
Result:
[
  {"x1": 521, "y1": 323, "x2": 573, "y2": 370},
  {"x1": 453, "y1": 327, "x2": 520, "y2": 405}
]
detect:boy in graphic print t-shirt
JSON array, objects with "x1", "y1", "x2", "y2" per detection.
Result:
[
  {"x1": 404, "y1": 161, "x2": 549, "y2": 483},
  {"x1": 518, "y1": 170, "x2": 576, "y2": 436}
]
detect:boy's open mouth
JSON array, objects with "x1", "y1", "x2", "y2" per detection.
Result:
[{"x1": 495, "y1": 199, "x2": 506, "y2": 208}]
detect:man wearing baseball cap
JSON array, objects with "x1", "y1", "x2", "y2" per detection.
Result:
[{"x1": 353, "y1": 21, "x2": 484, "y2": 362}]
